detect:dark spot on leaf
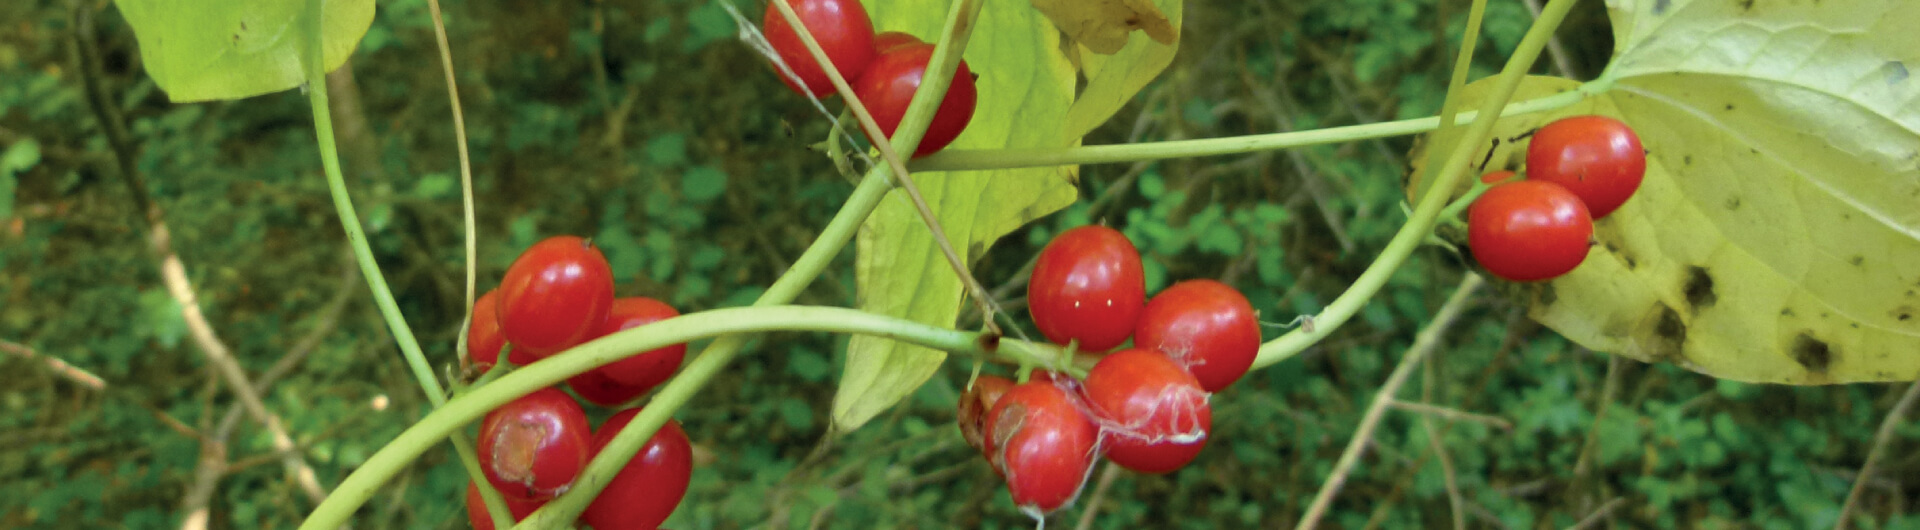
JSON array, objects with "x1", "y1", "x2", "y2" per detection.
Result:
[
  {"x1": 1653, "y1": 0, "x2": 1672, "y2": 14},
  {"x1": 1894, "y1": 305, "x2": 1914, "y2": 322},
  {"x1": 1684, "y1": 155, "x2": 1694, "y2": 166},
  {"x1": 1887, "y1": 61, "x2": 1910, "y2": 85},
  {"x1": 1724, "y1": 103, "x2": 1735, "y2": 111},
  {"x1": 1737, "y1": 0, "x2": 1755, "y2": 11},
  {"x1": 1651, "y1": 304, "x2": 1686, "y2": 361},
  {"x1": 1791, "y1": 333, "x2": 1832, "y2": 373},
  {"x1": 1849, "y1": 255, "x2": 1865, "y2": 267},
  {"x1": 1724, "y1": 197, "x2": 1740, "y2": 210},
  {"x1": 1781, "y1": 307, "x2": 1795, "y2": 317},
  {"x1": 1683, "y1": 266, "x2": 1716, "y2": 310}
]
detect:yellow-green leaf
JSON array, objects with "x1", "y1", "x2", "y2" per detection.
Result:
[
  {"x1": 115, "y1": 0, "x2": 374, "y2": 102},
  {"x1": 1029, "y1": 0, "x2": 1176, "y2": 55},
  {"x1": 833, "y1": 0, "x2": 1177, "y2": 432},
  {"x1": 1063, "y1": 0, "x2": 1181, "y2": 141},
  {"x1": 1415, "y1": 0, "x2": 1920, "y2": 384}
]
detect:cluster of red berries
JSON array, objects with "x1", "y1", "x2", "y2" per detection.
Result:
[
  {"x1": 957, "y1": 226, "x2": 1262, "y2": 517},
  {"x1": 1467, "y1": 115, "x2": 1646, "y2": 282},
  {"x1": 462, "y1": 235, "x2": 694, "y2": 529},
  {"x1": 761, "y1": 0, "x2": 978, "y2": 156}
]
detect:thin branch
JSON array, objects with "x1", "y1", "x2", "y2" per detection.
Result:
[
  {"x1": 1073, "y1": 462, "x2": 1125, "y2": 530},
  {"x1": 1295, "y1": 274, "x2": 1484, "y2": 530},
  {"x1": 1568, "y1": 354, "x2": 1623, "y2": 512},
  {"x1": 426, "y1": 0, "x2": 480, "y2": 369},
  {"x1": 1520, "y1": 0, "x2": 1580, "y2": 79},
  {"x1": 0, "y1": 340, "x2": 106, "y2": 391},
  {"x1": 1388, "y1": 399, "x2": 1513, "y2": 430},
  {"x1": 68, "y1": 0, "x2": 325, "y2": 507},
  {"x1": 1835, "y1": 379, "x2": 1920, "y2": 530},
  {"x1": 1566, "y1": 497, "x2": 1626, "y2": 530}
]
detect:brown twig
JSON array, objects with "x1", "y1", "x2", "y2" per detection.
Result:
[
  {"x1": 1073, "y1": 462, "x2": 1125, "y2": 530},
  {"x1": 1835, "y1": 379, "x2": 1920, "y2": 530},
  {"x1": 1388, "y1": 399, "x2": 1514, "y2": 430},
  {"x1": 67, "y1": 0, "x2": 326, "y2": 507},
  {"x1": 1296, "y1": 274, "x2": 1484, "y2": 529},
  {"x1": 1566, "y1": 497, "x2": 1626, "y2": 530},
  {"x1": 0, "y1": 340, "x2": 107, "y2": 391}
]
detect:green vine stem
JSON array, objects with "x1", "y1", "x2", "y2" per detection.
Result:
[
  {"x1": 300, "y1": 0, "x2": 514, "y2": 525},
  {"x1": 1251, "y1": 0, "x2": 1582, "y2": 370},
  {"x1": 909, "y1": 90, "x2": 1586, "y2": 172},
  {"x1": 297, "y1": 305, "x2": 1059, "y2": 530}
]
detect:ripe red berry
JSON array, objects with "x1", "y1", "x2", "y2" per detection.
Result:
[
  {"x1": 1083, "y1": 348, "x2": 1211, "y2": 474},
  {"x1": 957, "y1": 374, "x2": 1016, "y2": 460},
  {"x1": 464, "y1": 480, "x2": 547, "y2": 530},
  {"x1": 1525, "y1": 115, "x2": 1645, "y2": 218},
  {"x1": 1467, "y1": 180, "x2": 1594, "y2": 282},
  {"x1": 590, "y1": 297, "x2": 686, "y2": 390},
  {"x1": 871, "y1": 31, "x2": 924, "y2": 53},
  {"x1": 581, "y1": 408, "x2": 693, "y2": 530},
  {"x1": 1133, "y1": 280, "x2": 1261, "y2": 392},
  {"x1": 477, "y1": 387, "x2": 593, "y2": 500},
  {"x1": 568, "y1": 369, "x2": 652, "y2": 408},
  {"x1": 1027, "y1": 225, "x2": 1146, "y2": 352},
  {"x1": 987, "y1": 379, "x2": 1100, "y2": 515},
  {"x1": 762, "y1": 0, "x2": 876, "y2": 97},
  {"x1": 498, "y1": 236, "x2": 616, "y2": 358},
  {"x1": 467, "y1": 289, "x2": 507, "y2": 370},
  {"x1": 850, "y1": 42, "x2": 978, "y2": 157}
]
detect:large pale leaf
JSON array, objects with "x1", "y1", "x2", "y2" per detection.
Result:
[
  {"x1": 1414, "y1": 0, "x2": 1920, "y2": 384},
  {"x1": 115, "y1": 0, "x2": 375, "y2": 102},
  {"x1": 833, "y1": 0, "x2": 1180, "y2": 431}
]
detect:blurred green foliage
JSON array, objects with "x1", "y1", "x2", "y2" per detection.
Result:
[{"x1": 0, "y1": 0, "x2": 1914, "y2": 529}]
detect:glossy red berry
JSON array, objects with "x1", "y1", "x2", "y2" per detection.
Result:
[
  {"x1": 957, "y1": 374, "x2": 1016, "y2": 460},
  {"x1": 1467, "y1": 180, "x2": 1594, "y2": 282},
  {"x1": 581, "y1": 408, "x2": 694, "y2": 530},
  {"x1": 1083, "y1": 348, "x2": 1211, "y2": 474},
  {"x1": 871, "y1": 31, "x2": 924, "y2": 53},
  {"x1": 1028, "y1": 225, "x2": 1146, "y2": 352},
  {"x1": 590, "y1": 297, "x2": 686, "y2": 390},
  {"x1": 762, "y1": 0, "x2": 876, "y2": 97},
  {"x1": 851, "y1": 42, "x2": 978, "y2": 157},
  {"x1": 1525, "y1": 115, "x2": 1645, "y2": 218},
  {"x1": 987, "y1": 379, "x2": 1100, "y2": 515},
  {"x1": 464, "y1": 480, "x2": 547, "y2": 530},
  {"x1": 467, "y1": 289, "x2": 507, "y2": 370},
  {"x1": 498, "y1": 236, "x2": 615, "y2": 357},
  {"x1": 477, "y1": 387, "x2": 593, "y2": 500},
  {"x1": 568, "y1": 369, "x2": 652, "y2": 408},
  {"x1": 1133, "y1": 280, "x2": 1261, "y2": 392}
]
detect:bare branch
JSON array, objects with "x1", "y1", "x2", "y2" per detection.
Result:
[
  {"x1": 0, "y1": 340, "x2": 106, "y2": 391},
  {"x1": 1835, "y1": 379, "x2": 1920, "y2": 530}
]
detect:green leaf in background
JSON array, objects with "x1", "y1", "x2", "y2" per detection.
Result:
[
  {"x1": 831, "y1": 0, "x2": 1180, "y2": 432},
  {"x1": 0, "y1": 138, "x2": 41, "y2": 221},
  {"x1": 114, "y1": 0, "x2": 375, "y2": 102},
  {"x1": 1414, "y1": 0, "x2": 1920, "y2": 384}
]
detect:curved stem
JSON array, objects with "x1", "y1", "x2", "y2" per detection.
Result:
[
  {"x1": 1253, "y1": 0, "x2": 1583, "y2": 370},
  {"x1": 298, "y1": 305, "x2": 1042, "y2": 530},
  {"x1": 909, "y1": 90, "x2": 1586, "y2": 172}
]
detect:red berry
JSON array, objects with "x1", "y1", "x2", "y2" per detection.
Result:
[
  {"x1": 589, "y1": 297, "x2": 687, "y2": 390},
  {"x1": 850, "y1": 42, "x2": 978, "y2": 157},
  {"x1": 581, "y1": 408, "x2": 693, "y2": 530},
  {"x1": 1083, "y1": 349, "x2": 1211, "y2": 474},
  {"x1": 871, "y1": 31, "x2": 924, "y2": 53},
  {"x1": 1027, "y1": 225, "x2": 1146, "y2": 352},
  {"x1": 1467, "y1": 180, "x2": 1594, "y2": 282},
  {"x1": 477, "y1": 388, "x2": 593, "y2": 500},
  {"x1": 762, "y1": 0, "x2": 876, "y2": 97},
  {"x1": 467, "y1": 289, "x2": 507, "y2": 370},
  {"x1": 498, "y1": 236, "x2": 615, "y2": 357},
  {"x1": 1525, "y1": 115, "x2": 1645, "y2": 218},
  {"x1": 1134, "y1": 280, "x2": 1261, "y2": 392},
  {"x1": 568, "y1": 369, "x2": 652, "y2": 409},
  {"x1": 957, "y1": 374, "x2": 1016, "y2": 460},
  {"x1": 464, "y1": 480, "x2": 547, "y2": 530},
  {"x1": 987, "y1": 380, "x2": 1099, "y2": 515}
]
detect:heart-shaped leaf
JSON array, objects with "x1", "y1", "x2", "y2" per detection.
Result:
[
  {"x1": 115, "y1": 0, "x2": 375, "y2": 102},
  {"x1": 1414, "y1": 0, "x2": 1920, "y2": 384}
]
